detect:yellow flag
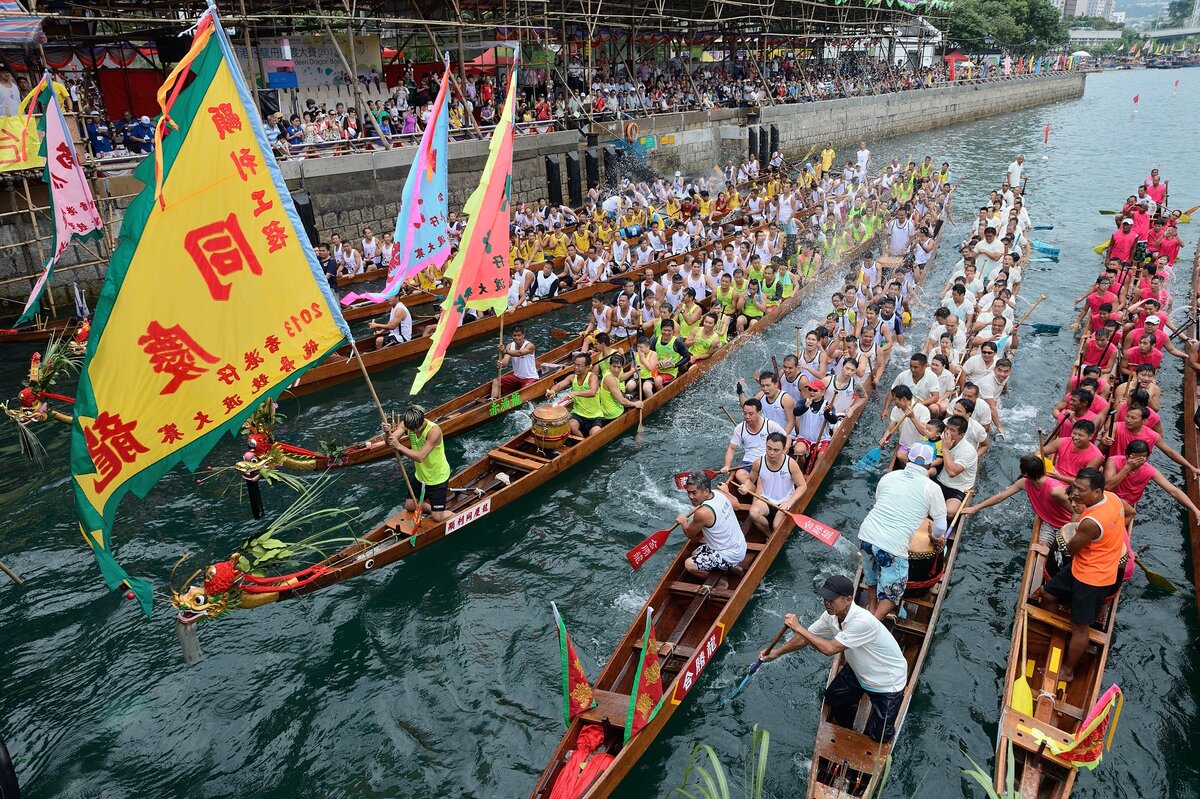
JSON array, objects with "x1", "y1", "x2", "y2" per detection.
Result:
[
  {"x1": 70, "y1": 9, "x2": 349, "y2": 614},
  {"x1": 0, "y1": 86, "x2": 43, "y2": 173}
]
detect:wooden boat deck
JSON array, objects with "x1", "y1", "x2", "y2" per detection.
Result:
[{"x1": 1183, "y1": 244, "x2": 1200, "y2": 628}]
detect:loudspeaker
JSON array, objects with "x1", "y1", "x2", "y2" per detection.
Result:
[
  {"x1": 290, "y1": 189, "x2": 320, "y2": 248},
  {"x1": 585, "y1": 148, "x2": 600, "y2": 189},
  {"x1": 258, "y1": 89, "x2": 280, "y2": 119},
  {"x1": 758, "y1": 126, "x2": 769, "y2": 167},
  {"x1": 770, "y1": 125, "x2": 780, "y2": 155},
  {"x1": 747, "y1": 127, "x2": 757, "y2": 159},
  {"x1": 565, "y1": 151, "x2": 583, "y2": 207},
  {"x1": 545, "y1": 154, "x2": 563, "y2": 206}
]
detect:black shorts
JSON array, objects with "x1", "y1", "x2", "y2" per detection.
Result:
[
  {"x1": 1042, "y1": 567, "x2": 1118, "y2": 625},
  {"x1": 419, "y1": 479, "x2": 449, "y2": 512},
  {"x1": 571, "y1": 413, "x2": 606, "y2": 432},
  {"x1": 934, "y1": 479, "x2": 966, "y2": 504}
]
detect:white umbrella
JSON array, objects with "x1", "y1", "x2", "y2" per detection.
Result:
[{"x1": 1071, "y1": 50, "x2": 1092, "y2": 58}]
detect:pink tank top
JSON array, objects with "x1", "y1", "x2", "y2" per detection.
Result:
[
  {"x1": 1107, "y1": 455, "x2": 1156, "y2": 506},
  {"x1": 1054, "y1": 442, "x2": 1102, "y2": 480},
  {"x1": 1024, "y1": 476, "x2": 1073, "y2": 528}
]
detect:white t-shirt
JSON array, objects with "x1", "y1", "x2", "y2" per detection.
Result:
[
  {"x1": 729, "y1": 419, "x2": 786, "y2": 464},
  {"x1": 961, "y1": 354, "x2": 995, "y2": 384},
  {"x1": 809, "y1": 603, "x2": 908, "y2": 693},
  {"x1": 975, "y1": 372, "x2": 1008, "y2": 401},
  {"x1": 962, "y1": 416, "x2": 988, "y2": 449},
  {"x1": 890, "y1": 403, "x2": 931, "y2": 448},
  {"x1": 974, "y1": 237, "x2": 1005, "y2": 264},
  {"x1": 938, "y1": 438, "x2": 979, "y2": 492},
  {"x1": 859, "y1": 468, "x2": 947, "y2": 557},
  {"x1": 891, "y1": 369, "x2": 942, "y2": 403},
  {"x1": 1007, "y1": 160, "x2": 1023, "y2": 187}
]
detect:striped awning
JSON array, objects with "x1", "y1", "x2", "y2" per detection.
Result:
[{"x1": 0, "y1": 0, "x2": 45, "y2": 46}]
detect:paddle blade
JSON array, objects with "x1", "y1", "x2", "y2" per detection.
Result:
[
  {"x1": 721, "y1": 672, "x2": 754, "y2": 705},
  {"x1": 791, "y1": 513, "x2": 840, "y2": 546},
  {"x1": 674, "y1": 469, "x2": 719, "y2": 489},
  {"x1": 1011, "y1": 674, "x2": 1034, "y2": 715},
  {"x1": 1093, "y1": 239, "x2": 1111, "y2": 255},
  {"x1": 852, "y1": 446, "x2": 882, "y2": 473},
  {"x1": 626, "y1": 527, "x2": 671, "y2": 569},
  {"x1": 549, "y1": 327, "x2": 572, "y2": 339},
  {"x1": 1030, "y1": 323, "x2": 1061, "y2": 334},
  {"x1": 1137, "y1": 556, "x2": 1178, "y2": 592},
  {"x1": 1031, "y1": 225, "x2": 1055, "y2": 231}
]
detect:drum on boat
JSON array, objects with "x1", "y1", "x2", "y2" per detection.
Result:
[
  {"x1": 905, "y1": 520, "x2": 944, "y2": 597},
  {"x1": 531, "y1": 403, "x2": 571, "y2": 450}
]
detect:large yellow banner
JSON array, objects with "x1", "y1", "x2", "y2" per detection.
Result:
[
  {"x1": 71, "y1": 13, "x2": 348, "y2": 611},
  {"x1": 0, "y1": 115, "x2": 42, "y2": 172}
]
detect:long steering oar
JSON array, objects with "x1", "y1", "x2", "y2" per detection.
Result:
[
  {"x1": 0, "y1": 560, "x2": 23, "y2": 585},
  {"x1": 722, "y1": 624, "x2": 789, "y2": 704},
  {"x1": 1011, "y1": 607, "x2": 1034, "y2": 714}
]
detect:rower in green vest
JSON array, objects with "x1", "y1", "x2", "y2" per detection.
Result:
[
  {"x1": 675, "y1": 289, "x2": 703, "y2": 338},
  {"x1": 738, "y1": 278, "x2": 767, "y2": 333},
  {"x1": 548, "y1": 352, "x2": 605, "y2": 436},
  {"x1": 597, "y1": 352, "x2": 643, "y2": 423},
  {"x1": 653, "y1": 319, "x2": 690, "y2": 384},
  {"x1": 685, "y1": 312, "x2": 723, "y2": 361},
  {"x1": 761, "y1": 266, "x2": 783, "y2": 308},
  {"x1": 713, "y1": 274, "x2": 737, "y2": 317},
  {"x1": 388, "y1": 405, "x2": 453, "y2": 522}
]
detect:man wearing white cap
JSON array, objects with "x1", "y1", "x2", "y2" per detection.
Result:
[
  {"x1": 1108, "y1": 217, "x2": 1137, "y2": 264},
  {"x1": 857, "y1": 442, "x2": 948, "y2": 620},
  {"x1": 126, "y1": 115, "x2": 156, "y2": 154}
]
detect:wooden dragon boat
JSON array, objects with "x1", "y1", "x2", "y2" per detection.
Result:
[
  {"x1": 170, "y1": 224, "x2": 857, "y2": 621},
  {"x1": 283, "y1": 224, "x2": 761, "y2": 398},
  {"x1": 1182, "y1": 243, "x2": 1200, "y2": 629},
  {"x1": 992, "y1": 221, "x2": 1137, "y2": 797},
  {"x1": 336, "y1": 265, "x2": 389, "y2": 286},
  {"x1": 0, "y1": 317, "x2": 79, "y2": 344},
  {"x1": 527, "y1": 198, "x2": 951, "y2": 799},
  {"x1": 257, "y1": 332, "x2": 622, "y2": 470},
  {"x1": 339, "y1": 288, "x2": 441, "y2": 323}
]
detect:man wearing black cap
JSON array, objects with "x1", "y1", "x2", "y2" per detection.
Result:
[{"x1": 760, "y1": 574, "x2": 908, "y2": 742}]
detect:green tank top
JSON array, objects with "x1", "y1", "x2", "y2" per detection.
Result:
[
  {"x1": 781, "y1": 272, "x2": 795, "y2": 298},
  {"x1": 655, "y1": 336, "x2": 681, "y2": 378},
  {"x1": 571, "y1": 373, "x2": 602, "y2": 418},
  {"x1": 636, "y1": 351, "x2": 653, "y2": 379},
  {"x1": 743, "y1": 291, "x2": 764, "y2": 319},
  {"x1": 688, "y1": 328, "x2": 719, "y2": 357},
  {"x1": 748, "y1": 264, "x2": 765, "y2": 284},
  {"x1": 715, "y1": 286, "x2": 736, "y2": 314},
  {"x1": 761, "y1": 277, "x2": 781, "y2": 306},
  {"x1": 677, "y1": 303, "x2": 700, "y2": 337},
  {"x1": 598, "y1": 373, "x2": 625, "y2": 419},
  {"x1": 408, "y1": 421, "x2": 451, "y2": 486}
]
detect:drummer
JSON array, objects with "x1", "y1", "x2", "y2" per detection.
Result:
[
  {"x1": 547, "y1": 352, "x2": 606, "y2": 437},
  {"x1": 491, "y1": 324, "x2": 538, "y2": 401},
  {"x1": 386, "y1": 405, "x2": 451, "y2": 523}
]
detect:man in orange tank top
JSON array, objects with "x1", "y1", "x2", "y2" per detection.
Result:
[{"x1": 1031, "y1": 468, "x2": 1133, "y2": 682}]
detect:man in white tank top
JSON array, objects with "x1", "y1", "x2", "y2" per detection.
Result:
[
  {"x1": 680, "y1": 471, "x2": 748, "y2": 584},
  {"x1": 737, "y1": 432, "x2": 807, "y2": 533},
  {"x1": 582, "y1": 294, "x2": 613, "y2": 351},
  {"x1": 738, "y1": 371, "x2": 795, "y2": 437},
  {"x1": 369, "y1": 295, "x2": 412, "y2": 349},
  {"x1": 778, "y1": 355, "x2": 803, "y2": 403},
  {"x1": 491, "y1": 324, "x2": 539, "y2": 400}
]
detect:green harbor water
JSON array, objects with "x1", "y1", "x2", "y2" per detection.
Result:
[{"x1": 2, "y1": 69, "x2": 1199, "y2": 798}]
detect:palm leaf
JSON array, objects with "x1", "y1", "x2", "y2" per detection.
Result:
[{"x1": 5, "y1": 409, "x2": 47, "y2": 467}]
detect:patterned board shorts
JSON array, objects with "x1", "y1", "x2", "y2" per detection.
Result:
[
  {"x1": 692, "y1": 543, "x2": 736, "y2": 573},
  {"x1": 859, "y1": 541, "x2": 909, "y2": 605}
]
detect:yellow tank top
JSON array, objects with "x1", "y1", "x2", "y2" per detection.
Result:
[
  {"x1": 571, "y1": 373, "x2": 602, "y2": 419},
  {"x1": 689, "y1": 328, "x2": 719, "y2": 357}
]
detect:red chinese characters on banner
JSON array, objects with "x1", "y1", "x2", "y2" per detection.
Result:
[
  {"x1": 183, "y1": 214, "x2": 263, "y2": 301},
  {"x1": 84, "y1": 412, "x2": 149, "y2": 492},
  {"x1": 207, "y1": 103, "x2": 243, "y2": 140},
  {"x1": 138, "y1": 321, "x2": 221, "y2": 395},
  {"x1": 670, "y1": 622, "x2": 726, "y2": 705},
  {"x1": 0, "y1": 127, "x2": 31, "y2": 169},
  {"x1": 54, "y1": 141, "x2": 74, "y2": 171},
  {"x1": 229, "y1": 148, "x2": 257, "y2": 181}
]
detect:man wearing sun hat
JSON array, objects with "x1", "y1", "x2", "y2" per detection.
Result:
[
  {"x1": 758, "y1": 574, "x2": 908, "y2": 742},
  {"x1": 856, "y1": 441, "x2": 948, "y2": 621}
]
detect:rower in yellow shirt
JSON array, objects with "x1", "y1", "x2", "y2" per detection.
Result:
[
  {"x1": 819, "y1": 143, "x2": 836, "y2": 179},
  {"x1": 547, "y1": 228, "x2": 569, "y2": 258},
  {"x1": 698, "y1": 192, "x2": 712, "y2": 216},
  {"x1": 573, "y1": 226, "x2": 591, "y2": 253}
]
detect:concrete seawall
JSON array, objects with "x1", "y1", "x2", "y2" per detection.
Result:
[
  {"x1": 636, "y1": 74, "x2": 1087, "y2": 174},
  {"x1": 0, "y1": 74, "x2": 1085, "y2": 310}
]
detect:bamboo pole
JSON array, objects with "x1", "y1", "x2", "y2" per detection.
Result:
[
  {"x1": 350, "y1": 343, "x2": 420, "y2": 507},
  {"x1": 313, "y1": 0, "x2": 393, "y2": 149},
  {"x1": 20, "y1": 175, "x2": 55, "y2": 319}
]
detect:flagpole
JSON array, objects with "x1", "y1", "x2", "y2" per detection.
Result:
[
  {"x1": 350, "y1": 342, "x2": 420, "y2": 512},
  {"x1": 496, "y1": 311, "x2": 505, "y2": 387}
]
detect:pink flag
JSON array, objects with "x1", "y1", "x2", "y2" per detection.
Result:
[
  {"x1": 1132, "y1": 94, "x2": 1140, "y2": 104},
  {"x1": 341, "y1": 60, "x2": 452, "y2": 307},
  {"x1": 17, "y1": 72, "x2": 103, "y2": 325},
  {"x1": 410, "y1": 52, "x2": 518, "y2": 395}
]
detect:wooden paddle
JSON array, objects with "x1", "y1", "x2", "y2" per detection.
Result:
[
  {"x1": 0, "y1": 560, "x2": 24, "y2": 585},
  {"x1": 721, "y1": 624, "x2": 789, "y2": 704},
  {"x1": 1135, "y1": 551, "x2": 1177, "y2": 592},
  {"x1": 625, "y1": 506, "x2": 700, "y2": 569},
  {"x1": 743, "y1": 491, "x2": 840, "y2": 545},
  {"x1": 1011, "y1": 607, "x2": 1034, "y2": 714},
  {"x1": 549, "y1": 327, "x2": 575, "y2": 340}
]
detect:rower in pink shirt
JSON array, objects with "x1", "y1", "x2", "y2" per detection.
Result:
[
  {"x1": 1108, "y1": 218, "x2": 1136, "y2": 263},
  {"x1": 1041, "y1": 421, "x2": 1104, "y2": 480},
  {"x1": 1144, "y1": 169, "x2": 1167, "y2": 205},
  {"x1": 1104, "y1": 440, "x2": 1199, "y2": 515}
]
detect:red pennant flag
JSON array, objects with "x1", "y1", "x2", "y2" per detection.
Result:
[
  {"x1": 948, "y1": 60, "x2": 956, "y2": 83},
  {"x1": 1132, "y1": 94, "x2": 1140, "y2": 104},
  {"x1": 624, "y1": 607, "x2": 664, "y2": 743},
  {"x1": 551, "y1": 602, "x2": 595, "y2": 727},
  {"x1": 1174, "y1": 80, "x2": 1179, "y2": 87}
]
